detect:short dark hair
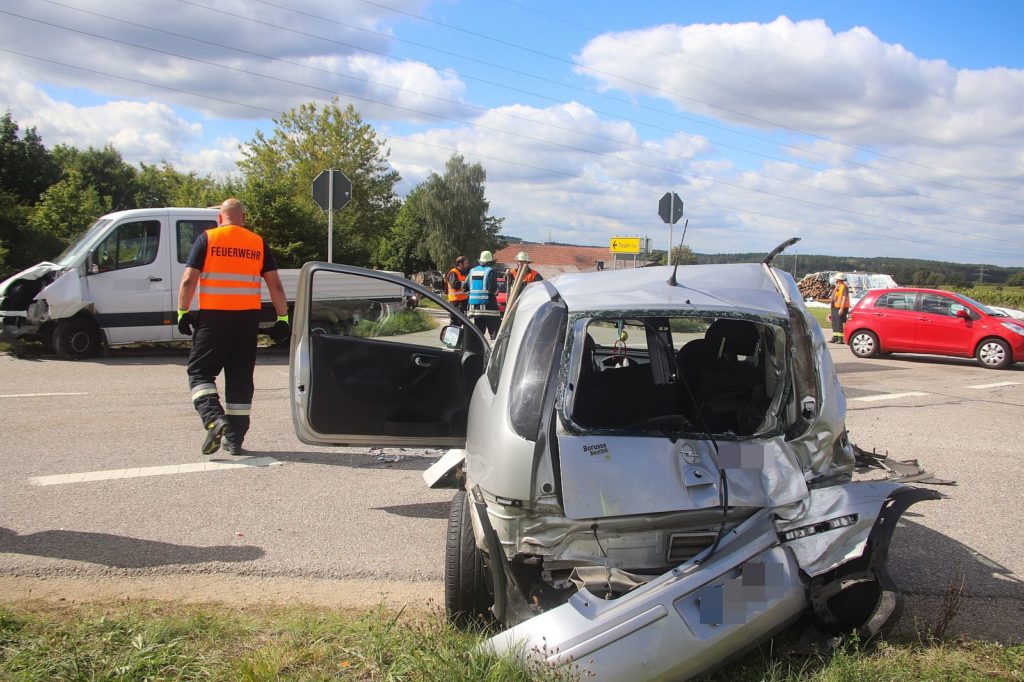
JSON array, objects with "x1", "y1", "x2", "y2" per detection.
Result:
[{"x1": 455, "y1": 255, "x2": 468, "y2": 265}]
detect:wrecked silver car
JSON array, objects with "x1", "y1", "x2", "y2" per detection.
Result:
[{"x1": 289, "y1": 256, "x2": 939, "y2": 680}]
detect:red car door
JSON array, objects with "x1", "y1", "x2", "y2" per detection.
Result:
[
  {"x1": 869, "y1": 291, "x2": 918, "y2": 351},
  {"x1": 914, "y1": 292, "x2": 974, "y2": 355}
]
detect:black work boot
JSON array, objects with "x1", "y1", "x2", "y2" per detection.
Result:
[
  {"x1": 202, "y1": 417, "x2": 229, "y2": 455},
  {"x1": 222, "y1": 438, "x2": 246, "y2": 457}
]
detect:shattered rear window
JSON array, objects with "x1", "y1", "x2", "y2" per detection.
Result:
[{"x1": 567, "y1": 314, "x2": 788, "y2": 438}]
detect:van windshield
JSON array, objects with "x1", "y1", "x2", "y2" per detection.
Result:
[{"x1": 54, "y1": 218, "x2": 112, "y2": 266}]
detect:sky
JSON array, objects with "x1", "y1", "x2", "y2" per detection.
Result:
[{"x1": 2, "y1": 0, "x2": 1024, "y2": 267}]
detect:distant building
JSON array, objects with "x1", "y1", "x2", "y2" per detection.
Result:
[{"x1": 495, "y1": 243, "x2": 648, "y2": 279}]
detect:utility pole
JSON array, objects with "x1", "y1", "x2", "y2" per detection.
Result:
[{"x1": 975, "y1": 265, "x2": 987, "y2": 284}]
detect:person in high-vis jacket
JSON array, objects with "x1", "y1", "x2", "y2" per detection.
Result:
[
  {"x1": 445, "y1": 255, "x2": 470, "y2": 325},
  {"x1": 176, "y1": 198, "x2": 289, "y2": 456},
  {"x1": 464, "y1": 250, "x2": 500, "y2": 340},
  {"x1": 830, "y1": 273, "x2": 851, "y2": 344},
  {"x1": 506, "y1": 251, "x2": 543, "y2": 295}
]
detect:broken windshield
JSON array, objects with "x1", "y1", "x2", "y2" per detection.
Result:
[{"x1": 567, "y1": 314, "x2": 788, "y2": 438}]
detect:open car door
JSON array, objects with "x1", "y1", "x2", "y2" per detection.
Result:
[{"x1": 290, "y1": 263, "x2": 488, "y2": 448}]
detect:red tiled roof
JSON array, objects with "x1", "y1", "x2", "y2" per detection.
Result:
[{"x1": 494, "y1": 243, "x2": 615, "y2": 278}]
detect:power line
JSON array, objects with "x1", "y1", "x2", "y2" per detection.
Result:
[
  {"x1": 25, "y1": 1, "x2": 1024, "y2": 230},
  {"x1": 180, "y1": 0, "x2": 1024, "y2": 209},
  {"x1": 9, "y1": 7, "x2": 1024, "y2": 250},
  {"x1": 347, "y1": 0, "x2": 1024, "y2": 195}
]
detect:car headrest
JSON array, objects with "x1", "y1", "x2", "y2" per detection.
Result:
[{"x1": 705, "y1": 319, "x2": 760, "y2": 360}]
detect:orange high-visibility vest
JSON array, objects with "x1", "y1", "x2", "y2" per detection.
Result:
[
  {"x1": 447, "y1": 267, "x2": 468, "y2": 302},
  {"x1": 831, "y1": 282, "x2": 850, "y2": 311},
  {"x1": 509, "y1": 267, "x2": 540, "y2": 285},
  {"x1": 198, "y1": 225, "x2": 264, "y2": 311}
]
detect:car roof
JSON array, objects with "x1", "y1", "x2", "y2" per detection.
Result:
[{"x1": 549, "y1": 263, "x2": 790, "y2": 316}]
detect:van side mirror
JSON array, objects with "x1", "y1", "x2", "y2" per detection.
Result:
[
  {"x1": 86, "y1": 252, "x2": 99, "y2": 275},
  {"x1": 440, "y1": 325, "x2": 462, "y2": 348}
]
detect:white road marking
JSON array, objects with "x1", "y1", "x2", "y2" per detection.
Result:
[
  {"x1": 0, "y1": 392, "x2": 88, "y2": 398},
  {"x1": 965, "y1": 381, "x2": 1020, "y2": 390},
  {"x1": 29, "y1": 457, "x2": 281, "y2": 486},
  {"x1": 851, "y1": 391, "x2": 929, "y2": 402}
]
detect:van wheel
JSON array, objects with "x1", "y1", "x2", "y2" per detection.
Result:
[
  {"x1": 445, "y1": 490, "x2": 493, "y2": 626},
  {"x1": 53, "y1": 317, "x2": 102, "y2": 359},
  {"x1": 976, "y1": 338, "x2": 1011, "y2": 369}
]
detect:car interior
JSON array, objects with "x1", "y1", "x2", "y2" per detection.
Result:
[{"x1": 570, "y1": 316, "x2": 785, "y2": 436}]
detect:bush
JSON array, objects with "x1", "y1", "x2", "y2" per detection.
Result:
[{"x1": 352, "y1": 308, "x2": 436, "y2": 337}]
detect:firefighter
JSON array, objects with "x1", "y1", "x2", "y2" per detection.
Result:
[
  {"x1": 445, "y1": 255, "x2": 470, "y2": 324},
  {"x1": 176, "y1": 198, "x2": 289, "y2": 456},
  {"x1": 464, "y1": 250, "x2": 501, "y2": 340},
  {"x1": 830, "y1": 273, "x2": 851, "y2": 344},
  {"x1": 507, "y1": 251, "x2": 543, "y2": 290}
]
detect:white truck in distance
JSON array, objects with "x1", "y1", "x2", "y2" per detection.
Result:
[{"x1": 0, "y1": 207, "x2": 408, "y2": 358}]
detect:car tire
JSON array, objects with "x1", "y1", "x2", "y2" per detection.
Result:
[
  {"x1": 975, "y1": 337, "x2": 1011, "y2": 369},
  {"x1": 849, "y1": 330, "x2": 879, "y2": 358},
  {"x1": 53, "y1": 316, "x2": 102, "y2": 360},
  {"x1": 444, "y1": 490, "x2": 493, "y2": 626}
]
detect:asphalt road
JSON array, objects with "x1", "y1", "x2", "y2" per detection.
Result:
[{"x1": 1, "y1": 343, "x2": 1021, "y2": 640}]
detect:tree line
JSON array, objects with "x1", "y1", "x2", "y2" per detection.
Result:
[{"x1": 0, "y1": 100, "x2": 505, "y2": 281}]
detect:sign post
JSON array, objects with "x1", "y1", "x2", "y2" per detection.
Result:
[
  {"x1": 658, "y1": 192, "x2": 683, "y2": 265},
  {"x1": 312, "y1": 169, "x2": 352, "y2": 263}
]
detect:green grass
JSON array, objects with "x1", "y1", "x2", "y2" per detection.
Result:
[
  {"x1": 352, "y1": 308, "x2": 437, "y2": 338},
  {"x1": 0, "y1": 601, "x2": 1020, "y2": 681},
  {"x1": 806, "y1": 306, "x2": 831, "y2": 329}
]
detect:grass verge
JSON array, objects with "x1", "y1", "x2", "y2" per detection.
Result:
[{"x1": 1, "y1": 600, "x2": 1021, "y2": 681}]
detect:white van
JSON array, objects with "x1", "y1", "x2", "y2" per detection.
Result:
[{"x1": 0, "y1": 208, "x2": 408, "y2": 358}]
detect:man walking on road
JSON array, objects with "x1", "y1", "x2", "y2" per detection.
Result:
[{"x1": 176, "y1": 198, "x2": 289, "y2": 456}]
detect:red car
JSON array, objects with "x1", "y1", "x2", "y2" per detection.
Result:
[{"x1": 844, "y1": 287, "x2": 1024, "y2": 369}]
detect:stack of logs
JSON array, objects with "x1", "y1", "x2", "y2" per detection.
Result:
[{"x1": 797, "y1": 273, "x2": 833, "y2": 302}]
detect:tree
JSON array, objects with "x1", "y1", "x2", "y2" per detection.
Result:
[
  {"x1": 0, "y1": 112, "x2": 60, "y2": 205},
  {"x1": 418, "y1": 154, "x2": 504, "y2": 270},
  {"x1": 238, "y1": 100, "x2": 400, "y2": 267},
  {"x1": 911, "y1": 269, "x2": 931, "y2": 285},
  {"x1": 29, "y1": 170, "x2": 110, "y2": 251},
  {"x1": 1007, "y1": 271, "x2": 1024, "y2": 287},
  {"x1": 373, "y1": 186, "x2": 434, "y2": 274},
  {"x1": 51, "y1": 144, "x2": 136, "y2": 210},
  {"x1": 926, "y1": 272, "x2": 945, "y2": 286},
  {"x1": 133, "y1": 162, "x2": 228, "y2": 208},
  {"x1": 668, "y1": 245, "x2": 697, "y2": 266}
]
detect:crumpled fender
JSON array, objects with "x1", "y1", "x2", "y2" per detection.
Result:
[{"x1": 38, "y1": 268, "x2": 88, "y2": 322}]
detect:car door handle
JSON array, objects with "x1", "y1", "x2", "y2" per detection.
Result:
[
  {"x1": 413, "y1": 354, "x2": 436, "y2": 368},
  {"x1": 149, "y1": 276, "x2": 163, "y2": 282}
]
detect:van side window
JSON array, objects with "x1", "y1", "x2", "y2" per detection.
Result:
[
  {"x1": 94, "y1": 220, "x2": 161, "y2": 272},
  {"x1": 177, "y1": 220, "x2": 217, "y2": 263}
]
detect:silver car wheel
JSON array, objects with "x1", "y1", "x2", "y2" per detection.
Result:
[{"x1": 977, "y1": 339, "x2": 1010, "y2": 369}]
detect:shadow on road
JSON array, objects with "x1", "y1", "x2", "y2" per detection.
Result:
[
  {"x1": 373, "y1": 501, "x2": 450, "y2": 519},
  {"x1": 0, "y1": 527, "x2": 264, "y2": 568},
  {"x1": 889, "y1": 515, "x2": 1021, "y2": 599}
]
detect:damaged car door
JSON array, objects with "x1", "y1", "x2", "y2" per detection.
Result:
[{"x1": 290, "y1": 263, "x2": 488, "y2": 449}]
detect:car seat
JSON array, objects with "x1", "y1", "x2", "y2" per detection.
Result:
[{"x1": 692, "y1": 319, "x2": 767, "y2": 434}]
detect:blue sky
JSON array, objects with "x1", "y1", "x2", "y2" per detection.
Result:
[{"x1": 2, "y1": 0, "x2": 1023, "y2": 267}]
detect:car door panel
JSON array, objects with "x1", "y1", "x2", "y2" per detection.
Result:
[
  {"x1": 291, "y1": 262, "x2": 487, "y2": 449},
  {"x1": 914, "y1": 293, "x2": 973, "y2": 355}
]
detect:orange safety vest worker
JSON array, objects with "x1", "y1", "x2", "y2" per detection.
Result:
[
  {"x1": 198, "y1": 225, "x2": 265, "y2": 311},
  {"x1": 831, "y1": 282, "x2": 850, "y2": 311},
  {"x1": 508, "y1": 267, "x2": 540, "y2": 285},
  {"x1": 447, "y1": 267, "x2": 468, "y2": 302}
]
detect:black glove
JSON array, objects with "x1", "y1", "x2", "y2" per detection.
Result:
[
  {"x1": 270, "y1": 316, "x2": 290, "y2": 343},
  {"x1": 177, "y1": 310, "x2": 195, "y2": 336}
]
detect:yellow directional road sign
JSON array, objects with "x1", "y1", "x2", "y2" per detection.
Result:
[{"x1": 610, "y1": 237, "x2": 641, "y2": 254}]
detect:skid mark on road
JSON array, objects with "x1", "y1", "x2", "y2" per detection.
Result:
[{"x1": 29, "y1": 457, "x2": 281, "y2": 486}]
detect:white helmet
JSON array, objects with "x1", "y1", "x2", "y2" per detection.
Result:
[
  {"x1": 516, "y1": 251, "x2": 530, "y2": 262},
  {"x1": 479, "y1": 250, "x2": 494, "y2": 263}
]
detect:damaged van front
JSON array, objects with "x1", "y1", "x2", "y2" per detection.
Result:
[{"x1": 289, "y1": 257, "x2": 939, "y2": 681}]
